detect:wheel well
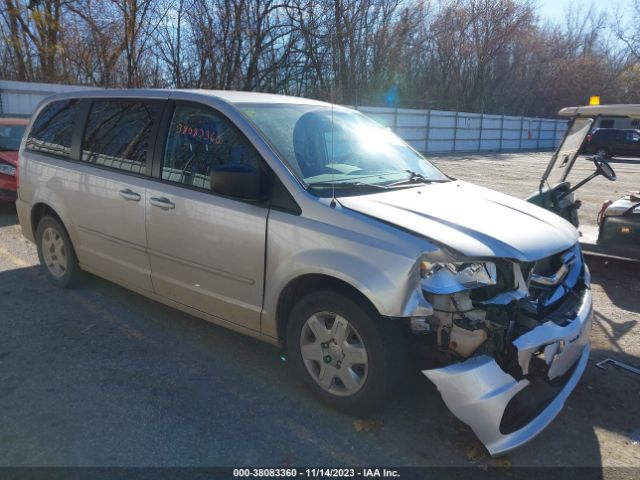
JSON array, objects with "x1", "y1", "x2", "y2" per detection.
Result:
[
  {"x1": 276, "y1": 274, "x2": 379, "y2": 343},
  {"x1": 31, "y1": 203, "x2": 63, "y2": 237}
]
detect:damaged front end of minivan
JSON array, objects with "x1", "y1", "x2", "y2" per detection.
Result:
[{"x1": 414, "y1": 244, "x2": 592, "y2": 456}]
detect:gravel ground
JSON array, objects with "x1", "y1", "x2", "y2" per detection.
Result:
[{"x1": 0, "y1": 151, "x2": 639, "y2": 472}]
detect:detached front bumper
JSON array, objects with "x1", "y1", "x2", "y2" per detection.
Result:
[{"x1": 424, "y1": 288, "x2": 592, "y2": 456}]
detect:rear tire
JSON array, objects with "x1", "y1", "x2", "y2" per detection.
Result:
[
  {"x1": 35, "y1": 216, "x2": 82, "y2": 288},
  {"x1": 286, "y1": 290, "x2": 407, "y2": 414},
  {"x1": 595, "y1": 147, "x2": 609, "y2": 158}
]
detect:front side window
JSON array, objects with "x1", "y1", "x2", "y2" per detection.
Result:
[
  {"x1": 162, "y1": 104, "x2": 260, "y2": 190},
  {"x1": 26, "y1": 99, "x2": 82, "y2": 158},
  {"x1": 82, "y1": 100, "x2": 162, "y2": 174},
  {"x1": 623, "y1": 131, "x2": 640, "y2": 142}
]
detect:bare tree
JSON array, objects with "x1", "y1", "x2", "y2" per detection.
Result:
[
  {"x1": 0, "y1": 0, "x2": 636, "y2": 116},
  {"x1": 1, "y1": 0, "x2": 66, "y2": 81}
]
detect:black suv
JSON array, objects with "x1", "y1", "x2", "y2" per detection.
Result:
[{"x1": 582, "y1": 128, "x2": 640, "y2": 158}]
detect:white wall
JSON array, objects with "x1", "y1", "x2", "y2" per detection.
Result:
[
  {"x1": 0, "y1": 80, "x2": 98, "y2": 117},
  {"x1": 354, "y1": 106, "x2": 567, "y2": 154},
  {"x1": 594, "y1": 117, "x2": 638, "y2": 130}
]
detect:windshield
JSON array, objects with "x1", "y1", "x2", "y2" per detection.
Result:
[
  {"x1": 238, "y1": 103, "x2": 449, "y2": 195},
  {"x1": 541, "y1": 117, "x2": 593, "y2": 189},
  {"x1": 0, "y1": 123, "x2": 26, "y2": 151}
]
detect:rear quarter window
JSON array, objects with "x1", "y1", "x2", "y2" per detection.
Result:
[{"x1": 26, "y1": 99, "x2": 82, "y2": 158}]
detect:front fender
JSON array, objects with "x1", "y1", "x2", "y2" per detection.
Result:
[{"x1": 261, "y1": 209, "x2": 433, "y2": 338}]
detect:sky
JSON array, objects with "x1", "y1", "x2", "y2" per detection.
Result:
[{"x1": 537, "y1": 0, "x2": 628, "y2": 23}]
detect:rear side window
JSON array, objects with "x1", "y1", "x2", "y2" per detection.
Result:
[
  {"x1": 82, "y1": 100, "x2": 162, "y2": 174},
  {"x1": 595, "y1": 130, "x2": 613, "y2": 140},
  {"x1": 26, "y1": 99, "x2": 82, "y2": 158},
  {"x1": 615, "y1": 131, "x2": 625, "y2": 141},
  {"x1": 161, "y1": 104, "x2": 260, "y2": 189}
]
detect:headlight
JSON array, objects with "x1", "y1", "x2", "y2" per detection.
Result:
[
  {"x1": 420, "y1": 260, "x2": 497, "y2": 294},
  {"x1": 0, "y1": 162, "x2": 16, "y2": 177}
]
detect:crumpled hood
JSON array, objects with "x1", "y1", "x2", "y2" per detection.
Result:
[
  {"x1": 338, "y1": 180, "x2": 578, "y2": 261},
  {"x1": 0, "y1": 151, "x2": 18, "y2": 166}
]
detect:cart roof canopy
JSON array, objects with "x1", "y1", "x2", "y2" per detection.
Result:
[{"x1": 558, "y1": 104, "x2": 640, "y2": 119}]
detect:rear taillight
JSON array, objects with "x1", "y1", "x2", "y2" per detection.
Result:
[
  {"x1": 597, "y1": 200, "x2": 612, "y2": 225},
  {"x1": 587, "y1": 134, "x2": 592, "y2": 142}
]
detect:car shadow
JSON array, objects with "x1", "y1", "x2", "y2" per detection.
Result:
[
  {"x1": 592, "y1": 310, "x2": 637, "y2": 354},
  {"x1": 505, "y1": 347, "x2": 638, "y2": 470},
  {"x1": 0, "y1": 264, "x2": 632, "y2": 470},
  {"x1": 377, "y1": 356, "x2": 618, "y2": 472},
  {"x1": 609, "y1": 157, "x2": 640, "y2": 165},
  {"x1": 384, "y1": 344, "x2": 639, "y2": 472},
  {"x1": 0, "y1": 204, "x2": 18, "y2": 227},
  {"x1": 588, "y1": 256, "x2": 640, "y2": 314},
  {"x1": 2, "y1": 265, "x2": 443, "y2": 466}
]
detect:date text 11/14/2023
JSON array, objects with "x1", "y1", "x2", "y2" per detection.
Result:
[{"x1": 232, "y1": 468, "x2": 400, "y2": 478}]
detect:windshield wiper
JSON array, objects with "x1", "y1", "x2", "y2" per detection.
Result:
[
  {"x1": 385, "y1": 170, "x2": 439, "y2": 187},
  {"x1": 407, "y1": 170, "x2": 427, "y2": 181},
  {"x1": 306, "y1": 181, "x2": 388, "y2": 190}
]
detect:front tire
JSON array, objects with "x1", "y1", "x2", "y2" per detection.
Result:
[
  {"x1": 286, "y1": 290, "x2": 407, "y2": 414},
  {"x1": 35, "y1": 216, "x2": 82, "y2": 288}
]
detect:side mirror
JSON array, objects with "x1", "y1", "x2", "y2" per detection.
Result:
[
  {"x1": 211, "y1": 164, "x2": 263, "y2": 200},
  {"x1": 592, "y1": 155, "x2": 616, "y2": 182}
]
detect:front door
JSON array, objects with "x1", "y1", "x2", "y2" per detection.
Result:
[
  {"x1": 613, "y1": 131, "x2": 626, "y2": 155},
  {"x1": 146, "y1": 102, "x2": 268, "y2": 331}
]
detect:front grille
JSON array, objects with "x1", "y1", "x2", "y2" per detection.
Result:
[
  {"x1": 469, "y1": 244, "x2": 585, "y2": 318},
  {"x1": 525, "y1": 244, "x2": 583, "y2": 315}
]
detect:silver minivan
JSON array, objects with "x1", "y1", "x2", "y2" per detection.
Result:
[{"x1": 17, "y1": 90, "x2": 592, "y2": 456}]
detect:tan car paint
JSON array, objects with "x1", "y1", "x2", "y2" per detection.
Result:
[{"x1": 145, "y1": 179, "x2": 268, "y2": 332}]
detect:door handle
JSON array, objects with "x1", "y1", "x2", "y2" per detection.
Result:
[
  {"x1": 150, "y1": 196, "x2": 175, "y2": 210},
  {"x1": 119, "y1": 189, "x2": 141, "y2": 202}
]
